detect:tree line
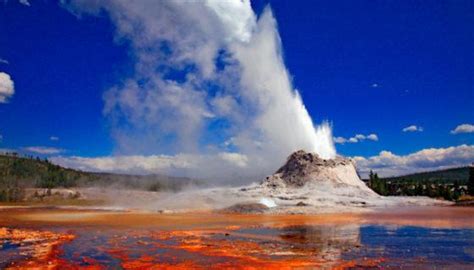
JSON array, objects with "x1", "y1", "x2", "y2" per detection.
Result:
[
  {"x1": 0, "y1": 154, "x2": 83, "y2": 202},
  {"x1": 368, "y1": 167, "x2": 474, "y2": 201}
]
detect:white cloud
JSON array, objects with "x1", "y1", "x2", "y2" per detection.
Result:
[
  {"x1": 348, "y1": 137, "x2": 358, "y2": 143},
  {"x1": 50, "y1": 136, "x2": 60, "y2": 141},
  {"x1": 53, "y1": 154, "x2": 192, "y2": 174},
  {"x1": 18, "y1": 0, "x2": 30, "y2": 6},
  {"x1": 0, "y1": 72, "x2": 14, "y2": 103},
  {"x1": 402, "y1": 125, "x2": 423, "y2": 132},
  {"x1": 334, "y1": 133, "x2": 378, "y2": 144},
  {"x1": 371, "y1": 83, "x2": 379, "y2": 88},
  {"x1": 353, "y1": 144, "x2": 474, "y2": 178},
  {"x1": 62, "y1": 1, "x2": 336, "y2": 182},
  {"x1": 218, "y1": 152, "x2": 248, "y2": 168},
  {"x1": 366, "y1": 134, "x2": 378, "y2": 141},
  {"x1": 51, "y1": 152, "x2": 255, "y2": 182},
  {"x1": 23, "y1": 146, "x2": 64, "y2": 155},
  {"x1": 451, "y1": 124, "x2": 474, "y2": 134},
  {"x1": 333, "y1": 137, "x2": 347, "y2": 144},
  {"x1": 0, "y1": 59, "x2": 8, "y2": 65}
]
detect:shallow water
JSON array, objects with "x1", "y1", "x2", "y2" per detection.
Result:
[{"x1": 0, "y1": 206, "x2": 473, "y2": 269}]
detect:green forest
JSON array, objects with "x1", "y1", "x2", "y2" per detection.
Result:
[{"x1": 367, "y1": 167, "x2": 474, "y2": 201}]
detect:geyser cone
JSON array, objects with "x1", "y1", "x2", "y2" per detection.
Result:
[{"x1": 262, "y1": 149, "x2": 374, "y2": 191}]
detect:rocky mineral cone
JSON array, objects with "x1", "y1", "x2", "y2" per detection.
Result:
[{"x1": 262, "y1": 150, "x2": 369, "y2": 189}]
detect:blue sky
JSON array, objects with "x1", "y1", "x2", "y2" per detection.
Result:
[
  {"x1": 261, "y1": 0, "x2": 473, "y2": 156},
  {"x1": 0, "y1": 0, "x2": 472, "y2": 177}
]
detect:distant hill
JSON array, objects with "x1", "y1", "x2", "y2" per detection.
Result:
[
  {"x1": 0, "y1": 154, "x2": 200, "y2": 191},
  {"x1": 381, "y1": 167, "x2": 469, "y2": 184}
]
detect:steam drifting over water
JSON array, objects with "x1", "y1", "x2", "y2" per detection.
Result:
[{"x1": 60, "y1": 0, "x2": 336, "y2": 182}]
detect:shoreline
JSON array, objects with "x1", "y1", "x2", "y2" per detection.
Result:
[{"x1": 1, "y1": 205, "x2": 472, "y2": 230}]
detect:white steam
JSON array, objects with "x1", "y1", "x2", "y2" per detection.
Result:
[{"x1": 62, "y1": 0, "x2": 336, "y2": 182}]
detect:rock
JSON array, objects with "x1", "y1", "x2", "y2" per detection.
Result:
[
  {"x1": 156, "y1": 209, "x2": 173, "y2": 214},
  {"x1": 454, "y1": 200, "x2": 474, "y2": 207},
  {"x1": 296, "y1": 201, "x2": 309, "y2": 207},
  {"x1": 222, "y1": 203, "x2": 269, "y2": 214}
]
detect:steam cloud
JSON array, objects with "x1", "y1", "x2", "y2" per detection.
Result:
[{"x1": 62, "y1": 0, "x2": 335, "y2": 182}]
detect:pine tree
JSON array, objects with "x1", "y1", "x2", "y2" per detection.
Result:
[
  {"x1": 369, "y1": 170, "x2": 374, "y2": 188},
  {"x1": 468, "y1": 164, "x2": 474, "y2": 196}
]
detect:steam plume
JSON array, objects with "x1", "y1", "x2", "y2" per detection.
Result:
[{"x1": 62, "y1": 0, "x2": 336, "y2": 182}]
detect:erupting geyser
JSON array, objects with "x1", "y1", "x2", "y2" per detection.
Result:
[
  {"x1": 63, "y1": 0, "x2": 337, "y2": 181},
  {"x1": 312, "y1": 121, "x2": 337, "y2": 159}
]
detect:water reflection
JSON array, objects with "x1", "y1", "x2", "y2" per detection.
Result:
[
  {"x1": 356, "y1": 225, "x2": 474, "y2": 268},
  {"x1": 1, "y1": 208, "x2": 474, "y2": 269},
  {"x1": 268, "y1": 223, "x2": 474, "y2": 268},
  {"x1": 277, "y1": 224, "x2": 363, "y2": 267}
]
